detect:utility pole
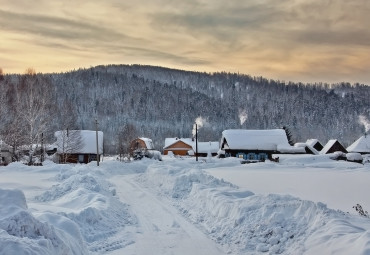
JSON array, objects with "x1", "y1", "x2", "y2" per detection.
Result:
[
  {"x1": 0, "y1": 138, "x2": 2, "y2": 165},
  {"x1": 41, "y1": 133, "x2": 44, "y2": 163},
  {"x1": 195, "y1": 124, "x2": 198, "y2": 162},
  {"x1": 95, "y1": 118, "x2": 99, "y2": 166}
]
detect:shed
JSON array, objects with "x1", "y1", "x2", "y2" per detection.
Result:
[
  {"x1": 320, "y1": 139, "x2": 347, "y2": 154},
  {"x1": 347, "y1": 135, "x2": 370, "y2": 154},
  {"x1": 220, "y1": 129, "x2": 305, "y2": 160},
  {"x1": 54, "y1": 130, "x2": 103, "y2": 164},
  {"x1": 129, "y1": 137, "x2": 154, "y2": 156}
]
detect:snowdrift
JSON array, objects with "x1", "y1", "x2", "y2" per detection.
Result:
[
  {"x1": 0, "y1": 188, "x2": 87, "y2": 255},
  {"x1": 1, "y1": 156, "x2": 370, "y2": 254},
  {"x1": 138, "y1": 158, "x2": 370, "y2": 254}
]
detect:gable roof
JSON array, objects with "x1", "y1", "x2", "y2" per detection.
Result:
[
  {"x1": 163, "y1": 138, "x2": 193, "y2": 149},
  {"x1": 320, "y1": 139, "x2": 347, "y2": 154},
  {"x1": 347, "y1": 135, "x2": 370, "y2": 153},
  {"x1": 221, "y1": 129, "x2": 304, "y2": 153},
  {"x1": 294, "y1": 142, "x2": 320, "y2": 155},
  {"x1": 306, "y1": 139, "x2": 323, "y2": 149},
  {"x1": 320, "y1": 139, "x2": 337, "y2": 154}
]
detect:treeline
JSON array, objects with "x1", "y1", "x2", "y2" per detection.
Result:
[{"x1": 0, "y1": 65, "x2": 369, "y2": 155}]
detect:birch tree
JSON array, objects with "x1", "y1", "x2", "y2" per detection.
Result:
[
  {"x1": 55, "y1": 129, "x2": 84, "y2": 163},
  {"x1": 17, "y1": 68, "x2": 56, "y2": 164}
]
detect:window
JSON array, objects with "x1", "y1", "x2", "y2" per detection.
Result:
[
  {"x1": 247, "y1": 153, "x2": 257, "y2": 160},
  {"x1": 78, "y1": 155, "x2": 84, "y2": 163},
  {"x1": 258, "y1": 153, "x2": 268, "y2": 161}
]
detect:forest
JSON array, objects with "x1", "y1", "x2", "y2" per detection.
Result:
[{"x1": 0, "y1": 65, "x2": 369, "y2": 155}]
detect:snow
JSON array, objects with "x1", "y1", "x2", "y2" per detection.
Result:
[
  {"x1": 346, "y1": 152, "x2": 363, "y2": 162},
  {"x1": 54, "y1": 130, "x2": 103, "y2": 154},
  {"x1": 193, "y1": 141, "x2": 219, "y2": 154},
  {"x1": 347, "y1": 135, "x2": 370, "y2": 154},
  {"x1": 0, "y1": 155, "x2": 370, "y2": 254},
  {"x1": 306, "y1": 139, "x2": 322, "y2": 148},
  {"x1": 221, "y1": 129, "x2": 305, "y2": 153},
  {"x1": 138, "y1": 138, "x2": 154, "y2": 150}
]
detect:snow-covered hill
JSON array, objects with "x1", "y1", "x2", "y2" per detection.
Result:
[{"x1": 0, "y1": 155, "x2": 370, "y2": 254}]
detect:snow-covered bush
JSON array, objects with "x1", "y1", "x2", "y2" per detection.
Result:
[{"x1": 346, "y1": 153, "x2": 363, "y2": 163}]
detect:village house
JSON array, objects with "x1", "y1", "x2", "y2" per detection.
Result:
[
  {"x1": 219, "y1": 129, "x2": 305, "y2": 161},
  {"x1": 163, "y1": 138, "x2": 194, "y2": 156},
  {"x1": 163, "y1": 138, "x2": 219, "y2": 157},
  {"x1": 54, "y1": 130, "x2": 103, "y2": 164}
]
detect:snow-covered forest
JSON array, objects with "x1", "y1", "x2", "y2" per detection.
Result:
[{"x1": 0, "y1": 65, "x2": 369, "y2": 154}]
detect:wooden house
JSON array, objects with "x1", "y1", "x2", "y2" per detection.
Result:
[
  {"x1": 347, "y1": 134, "x2": 370, "y2": 154},
  {"x1": 54, "y1": 130, "x2": 103, "y2": 164},
  {"x1": 129, "y1": 137, "x2": 154, "y2": 156},
  {"x1": 320, "y1": 139, "x2": 347, "y2": 154},
  {"x1": 219, "y1": 129, "x2": 305, "y2": 160},
  {"x1": 163, "y1": 138, "x2": 194, "y2": 156}
]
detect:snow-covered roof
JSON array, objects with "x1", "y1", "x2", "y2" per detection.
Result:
[
  {"x1": 320, "y1": 139, "x2": 338, "y2": 154},
  {"x1": 306, "y1": 139, "x2": 322, "y2": 148},
  {"x1": 139, "y1": 137, "x2": 154, "y2": 150},
  {"x1": 192, "y1": 142, "x2": 219, "y2": 154},
  {"x1": 221, "y1": 129, "x2": 304, "y2": 153},
  {"x1": 55, "y1": 130, "x2": 103, "y2": 154},
  {"x1": 164, "y1": 138, "x2": 194, "y2": 149},
  {"x1": 347, "y1": 135, "x2": 370, "y2": 153}
]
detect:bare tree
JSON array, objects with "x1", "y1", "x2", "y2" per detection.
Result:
[
  {"x1": 16, "y1": 68, "x2": 56, "y2": 164},
  {"x1": 117, "y1": 123, "x2": 138, "y2": 158},
  {"x1": 0, "y1": 77, "x2": 25, "y2": 161},
  {"x1": 54, "y1": 129, "x2": 84, "y2": 163}
]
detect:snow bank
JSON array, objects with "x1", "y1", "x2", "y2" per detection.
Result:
[
  {"x1": 137, "y1": 159, "x2": 370, "y2": 254},
  {"x1": 35, "y1": 163, "x2": 137, "y2": 253},
  {"x1": 0, "y1": 188, "x2": 87, "y2": 255}
]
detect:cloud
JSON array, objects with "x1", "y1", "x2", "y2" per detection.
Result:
[
  {"x1": 1, "y1": 0, "x2": 370, "y2": 84},
  {"x1": 0, "y1": 9, "x2": 137, "y2": 44}
]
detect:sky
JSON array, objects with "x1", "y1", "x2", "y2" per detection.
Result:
[{"x1": 1, "y1": 0, "x2": 370, "y2": 84}]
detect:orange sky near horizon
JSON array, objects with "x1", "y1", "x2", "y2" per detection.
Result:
[{"x1": 1, "y1": 0, "x2": 370, "y2": 85}]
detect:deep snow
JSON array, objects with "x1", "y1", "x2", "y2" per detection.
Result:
[{"x1": 0, "y1": 155, "x2": 370, "y2": 254}]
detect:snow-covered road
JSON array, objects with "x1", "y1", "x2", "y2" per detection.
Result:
[{"x1": 109, "y1": 174, "x2": 226, "y2": 255}]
